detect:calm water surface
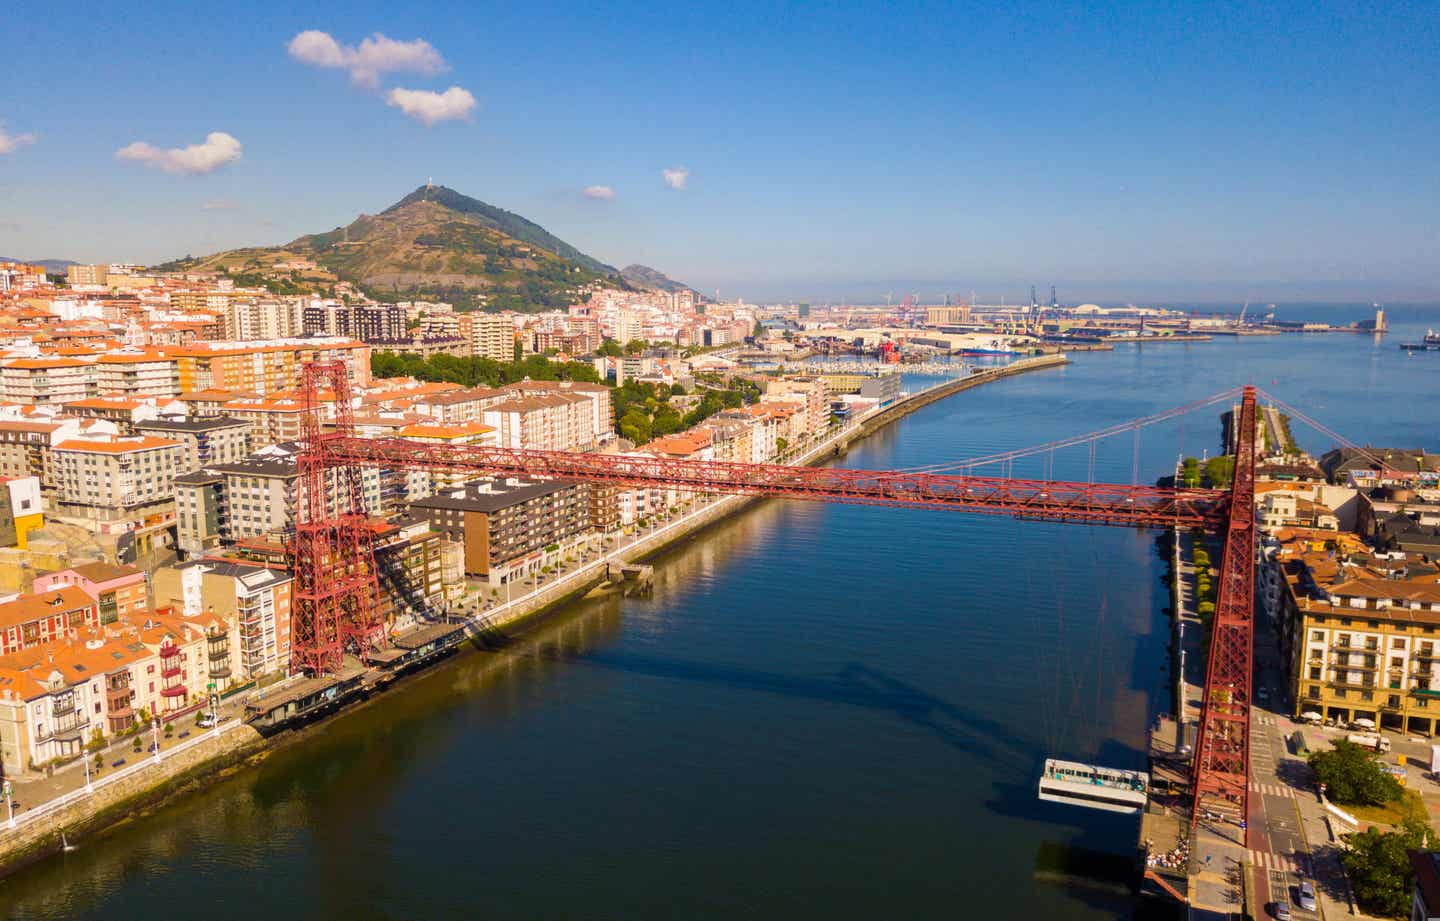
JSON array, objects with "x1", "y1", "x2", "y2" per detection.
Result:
[{"x1": 4, "y1": 304, "x2": 1437, "y2": 920}]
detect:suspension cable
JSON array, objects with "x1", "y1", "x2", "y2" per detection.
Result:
[{"x1": 893, "y1": 386, "x2": 1244, "y2": 475}]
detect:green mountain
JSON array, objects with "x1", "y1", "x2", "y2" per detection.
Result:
[
  {"x1": 154, "y1": 185, "x2": 630, "y2": 312},
  {"x1": 620, "y1": 264, "x2": 696, "y2": 294}
]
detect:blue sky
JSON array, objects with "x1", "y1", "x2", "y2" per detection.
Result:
[{"x1": 2, "y1": 0, "x2": 1437, "y2": 303}]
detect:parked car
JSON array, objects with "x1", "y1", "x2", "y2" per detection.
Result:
[
  {"x1": 1297, "y1": 880, "x2": 1317, "y2": 911},
  {"x1": 198, "y1": 713, "x2": 217, "y2": 729},
  {"x1": 1272, "y1": 899, "x2": 1291, "y2": 920}
]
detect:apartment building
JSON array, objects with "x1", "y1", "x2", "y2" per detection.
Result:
[
  {"x1": 95, "y1": 350, "x2": 181, "y2": 397},
  {"x1": 1271, "y1": 531, "x2": 1440, "y2": 735},
  {"x1": 225, "y1": 300, "x2": 301, "y2": 340},
  {"x1": 154, "y1": 560, "x2": 292, "y2": 683},
  {"x1": 174, "y1": 338, "x2": 371, "y2": 396},
  {"x1": 0, "y1": 357, "x2": 97, "y2": 405},
  {"x1": 761, "y1": 377, "x2": 829, "y2": 435},
  {"x1": 174, "y1": 446, "x2": 405, "y2": 553},
  {"x1": 0, "y1": 420, "x2": 77, "y2": 487},
  {"x1": 482, "y1": 392, "x2": 602, "y2": 453},
  {"x1": 0, "y1": 586, "x2": 100, "y2": 654},
  {"x1": 501, "y1": 380, "x2": 613, "y2": 442},
  {"x1": 135, "y1": 417, "x2": 252, "y2": 472},
  {"x1": 408, "y1": 478, "x2": 593, "y2": 583},
  {"x1": 409, "y1": 386, "x2": 506, "y2": 425},
  {"x1": 302, "y1": 301, "x2": 407, "y2": 342},
  {"x1": 0, "y1": 633, "x2": 152, "y2": 773},
  {"x1": 457, "y1": 312, "x2": 517, "y2": 362},
  {"x1": 52, "y1": 435, "x2": 183, "y2": 514},
  {"x1": 33, "y1": 562, "x2": 148, "y2": 626}
]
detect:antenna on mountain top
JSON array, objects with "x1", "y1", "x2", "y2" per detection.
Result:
[{"x1": 427, "y1": 177, "x2": 434, "y2": 191}]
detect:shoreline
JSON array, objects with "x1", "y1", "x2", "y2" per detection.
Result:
[{"x1": 0, "y1": 352, "x2": 1067, "y2": 879}]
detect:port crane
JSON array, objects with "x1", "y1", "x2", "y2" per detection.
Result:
[{"x1": 290, "y1": 362, "x2": 1285, "y2": 845}]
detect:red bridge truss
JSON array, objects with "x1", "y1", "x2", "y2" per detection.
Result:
[{"x1": 291, "y1": 363, "x2": 1261, "y2": 844}]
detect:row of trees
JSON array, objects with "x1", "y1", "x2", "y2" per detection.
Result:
[{"x1": 370, "y1": 351, "x2": 602, "y2": 388}]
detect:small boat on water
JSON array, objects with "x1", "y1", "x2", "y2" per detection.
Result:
[
  {"x1": 1037, "y1": 758, "x2": 1149, "y2": 814},
  {"x1": 1400, "y1": 330, "x2": 1440, "y2": 351}
]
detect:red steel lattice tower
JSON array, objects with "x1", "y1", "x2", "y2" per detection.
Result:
[
  {"x1": 289, "y1": 361, "x2": 384, "y2": 676},
  {"x1": 1190, "y1": 384, "x2": 1258, "y2": 842}
]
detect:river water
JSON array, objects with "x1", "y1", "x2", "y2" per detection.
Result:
[{"x1": 4, "y1": 304, "x2": 1436, "y2": 920}]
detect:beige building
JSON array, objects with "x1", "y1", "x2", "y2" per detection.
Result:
[
  {"x1": 458, "y1": 312, "x2": 516, "y2": 362},
  {"x1": 52, "y1": 435, "x2": 183, "y2": 513},
  {"x1": 0, "y1": 357, "x2": 97, "y2": 405},
  {"x1": 154, "y1": 559, "x2": 293, "y2": 682},
  {"x1": 96, "y1": 351, "x2": 182, "y2": 397},
  {"x1": 135, "y1": 417, "x2": 253, "y2": 472},
  {"x1": 225, "y1": 300, "x2": 301, "y2": 340},
  {"x1": 66, "y1": 264, "x2": 109, "y2": 287}
]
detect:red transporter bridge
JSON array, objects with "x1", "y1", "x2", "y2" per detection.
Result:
[{"x1": 291, "y1": 363, "x2": 1260, "y2": 844}]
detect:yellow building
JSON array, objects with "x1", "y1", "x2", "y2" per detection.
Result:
[
  {"x1": 175, "y1": 337, "x2": 371, "y2": 396},
  {"x1": 1271, "y1": 531, "x2": 1440, "y2": 735}
]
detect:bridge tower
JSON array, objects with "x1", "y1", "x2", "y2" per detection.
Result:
[
  {"x1": 1191, "y1": 384, "x2": 1258, "y2": 842},
  {"x1": 290, "y1": 361, "x2": 384, "y2": 676}
]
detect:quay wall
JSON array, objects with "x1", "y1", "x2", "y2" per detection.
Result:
[
  {"x1": 0, "y1": 352, "x2": 1068, "y2": 877},
  {"x1": 0, "y1": 724, "x2": 266, "y2": 877}
]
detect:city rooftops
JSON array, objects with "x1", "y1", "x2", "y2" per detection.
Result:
[
  {"x1": 53, "y1": 434, "x2": 181, "y2": 454},
  {"x1": 0, "y1": 586, "x2": 96, "y2": 632},
  {"x1": 409, "y1": 477, "x2": 580, "y2": 514},
  {"x1": 136, "y1": 416, "x2": 251, "y2": 432}
]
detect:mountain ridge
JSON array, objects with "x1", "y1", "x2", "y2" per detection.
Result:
[
  {"x1": 152, "y1": 186, "x2": 636, "y2": 312},
  {"x1": 620, "y1": 264, "x2": 696, "y2": 294}
]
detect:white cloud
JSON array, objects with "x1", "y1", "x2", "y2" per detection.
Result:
[
  {"x1": 288, "y1": 30, "x2": 447, "y2": 88},
  {"x1": 662, "y1": 166, "x2": 689, "y2": 190},
  {"x1": 115, "y1": 132, "x2": 242, "y2": 175},
  {"x1": 202, "y1": 199, "x2": 238, "y2": 211},
  {"x1": 385, "y1": 86, "x2": 476, "y2": 126},
  {"x1": 583, "y1": 185, "x2": 616, "y2": 201},
  {"x1": 0, "y1": 126, "x2": 37, "y2": 155}
]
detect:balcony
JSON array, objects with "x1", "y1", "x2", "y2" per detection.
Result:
[
  {"x1": 159, "y1": 643, "x2": 180, "y2": 659},
  {"x1": 160, "y1": 684, "x2": 187, "y2": 698},
  {"x1": 1415, "y1": 651, "x2": 1440, "y2": 661},
  {"x1": 209, "y1": 664, "x2": 232, "y2": 679},
  {"x1": 109, "y1": 701, "x2": 133, "y2": 719},
  {"x1": 161, "y1": 665, "x2": 183, "y2": 679},
  {"x1": 50, "y1": 697, "x2": 76, "y2": 718},
  {"x1": 208, "y1": 645, "x2": 229, "y2": 661},
  {"x1": 1330, "y1": 658, "x2": 1378, "y2": 671},
  {"x1": 1327, "y1": 678, "x2": 1374, "y2": 690}
]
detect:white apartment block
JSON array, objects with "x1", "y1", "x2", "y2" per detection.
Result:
[{"x1": 52, "y1": 435, "x2": 183, "y2": 511}]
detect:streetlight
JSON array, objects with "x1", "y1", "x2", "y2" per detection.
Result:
[
  {"x1": 83, "y1": 746, "x2": 92, "y2": 793},
  {"x1": 151, "y1": 718, "x2": 160, "y2": 764},
  {"x1": 4, "y1": 780, "x2": 13, "y2": 828}
]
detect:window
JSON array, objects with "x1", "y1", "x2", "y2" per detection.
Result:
[
  {"x1": 1310, "y1": 666, "x2": 1321, "y2": 680},
  {"x1": 1394, "y1": 638, "x2": 1406, "y2": 648},
  {"x1": 1389, "y1": 695, "x2": 1402, "y2": 708},
  {"x1": 1307, "y1": 685, "x2": 1321, "y2": 699}
]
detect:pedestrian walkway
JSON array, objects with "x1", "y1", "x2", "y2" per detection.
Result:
[{"x1": 1249, "y1": 781, "x2": 1294, "y2": 798}]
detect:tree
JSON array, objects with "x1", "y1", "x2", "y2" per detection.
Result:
[
  {"x1": 776, "y1": 437, "x2": 789, "y2": 456},
  {"x1": 1309, "y1": 740, "x2": 1404, "y2": 806},
  {"x1": 1342, "y1": 819, "x2": 1428, "y2": 918},
  {"x1": 1204, "y1": 455, "x2": 1236, "y2": 489},
  {"x1": 1181, "y1": 456, "x2": 1201, "y2": 487},
  {"x1": 624, "y1": 339, "x2": 647, "y2": 355},
  {"x1": 596, "y1": 339, "x2": 623, "y2": 358}
]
